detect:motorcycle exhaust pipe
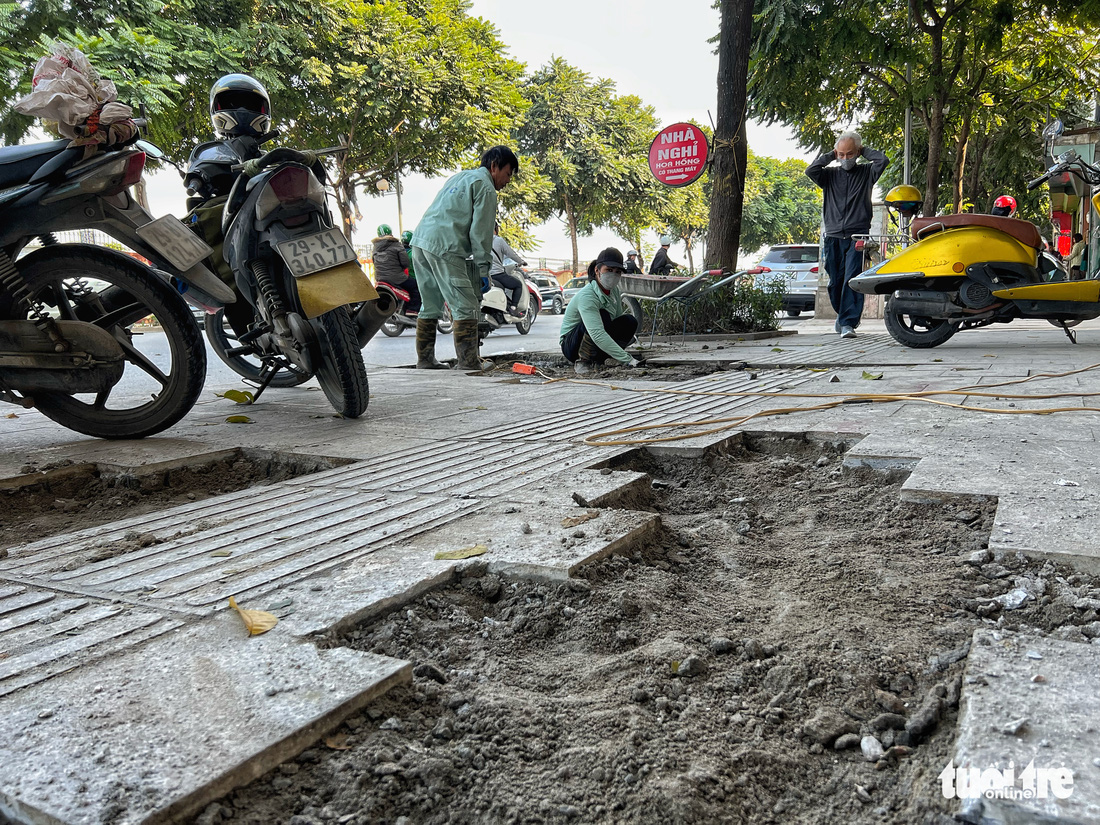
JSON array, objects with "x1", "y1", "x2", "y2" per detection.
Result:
[
  {"x1": 888, "y1": 289, "x2": 959, "y2": 319},
  {"x1": 354, "y1": 291, "x2": 398, "y2": 348}
]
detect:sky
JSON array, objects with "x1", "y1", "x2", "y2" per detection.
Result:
[{"x1": 143, "y1": 0, "x2": 817, "y2": 269}]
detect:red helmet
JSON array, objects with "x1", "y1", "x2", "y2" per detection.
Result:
[{"x1": 991, "y1": 195, "x2": 1017, "y2": 217}]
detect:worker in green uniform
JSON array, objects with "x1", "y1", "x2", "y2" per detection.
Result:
[
  {"x1": 410, "y1": 146, "x2": 519, "y2": 371},
  {"x1": 560, "y1": 248, "x2": 644, "y2": 375}
]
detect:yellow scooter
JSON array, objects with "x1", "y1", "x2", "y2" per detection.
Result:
[{"x1": 850, "y1": 152, "x2": 1100, "y2": 348}]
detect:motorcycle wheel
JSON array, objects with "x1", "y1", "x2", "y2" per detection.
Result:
[
  {"x1": 204, "y1": 309, "x2": 311, "y2": 387},
  {"x1": 516, "y1": 303, "x2": 537, "y2": 334},
  {"x1": 312, "y1": 306, "x2": 369, "y2": 418},
  {"x1": 3, "y1": 246, "x2": 205, "y2": 438},
  {"x1": 436, "y1": 304, "x2": 454, "y2": 334},
  {"x1": 883, "y1": 299, "x2": 959, "y2": 348},
  {"x1": 380, "y1": 314, "x2": 405, "y2": 337}
]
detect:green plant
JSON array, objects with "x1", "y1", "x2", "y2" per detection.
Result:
[{"x1": 631, "y1": 277, "x2": 783, "y2": 336}]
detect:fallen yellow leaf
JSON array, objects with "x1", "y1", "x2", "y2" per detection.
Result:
[
  {"x1": 861, "y1": 371, "x2": 883, "y2": 380},
  {"x1": 228, "y1": 595, "x2": 278, "y2": 636},
  {"x1": 561, "y1": 511, "x2": 600, "y2": 528},
  {"x1": 215, "y1": 389, "x2": 254, "y2": 404},
  {"x1": 434, "y1": 544, "x2": 488, "y2": 561},
  {"x1": 225, "y1": 415, "x2": 253, "y2": 424}
]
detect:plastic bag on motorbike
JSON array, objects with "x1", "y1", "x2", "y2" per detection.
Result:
[
  {"x1": 184, "y1": 195, "x2": 235, "y2": 286},
  {"x1": 12, "y1": 43, "x2": 136, "y2": 148}
]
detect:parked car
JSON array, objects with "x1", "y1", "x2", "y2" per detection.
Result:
[
  {"x1": 747, "y1": 244, "x2": 822, "y2": 317},
  {"x1": 528, "y1": 270, "x2": 567, "y2": 314},
  {"x1": 562, "y1": 276, "x2": 589, "y2": 306}
]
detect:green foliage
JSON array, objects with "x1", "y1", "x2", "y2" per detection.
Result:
[
  {"x1": 748, "y1": 0, "x2": 1100, "y2": 216},
  {"x1": 632, "y1": 277, "x2": 783, "y2": 336},
  {"x1": 515, "y1": 57, "x2": 660, "y2": 272},
  {"x1": 740, "y1": 152, "x2": 822, "y2": 253}
]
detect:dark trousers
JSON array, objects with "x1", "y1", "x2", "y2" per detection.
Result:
[
  {"x1": 561, "y1": 309, "x2": 638, "y2": 363},
  {"x1": 492, "y1": 271, "x2": 523, "y2": 308},
  {"x1": 823, "y1": 236, "x2": 866, "y2": 329},
  {"x1": 404, "y1": 277, "x2": 421, "y2": 313}
]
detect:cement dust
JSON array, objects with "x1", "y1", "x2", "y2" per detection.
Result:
[{"x1": 199, "y1": 434, "x2": 1099, "y2": 825}]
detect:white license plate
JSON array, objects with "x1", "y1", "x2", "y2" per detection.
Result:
[
  {"x1": 276, "y1": 229, "x2": 357, "y2": 277},
  {"x1": 135, "y1": 215, "x2": 213, "y2": 271}
]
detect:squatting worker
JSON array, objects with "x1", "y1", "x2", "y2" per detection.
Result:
[
  {"x1": 560, "y1": 247, "x2": 644, "y2": 376},
  {"x1": 410, "y1": 146, "x2": 518, "y2": 371},
  {"x1": 806, "y1": 130, "x2": 889, "y2": 339}
]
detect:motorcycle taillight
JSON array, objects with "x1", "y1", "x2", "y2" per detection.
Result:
[
  {"x1": 92, "y1": 151, "x2": 145, "y2": 196},
  {"x1": 268, "y1": 166, "x2": 310, "y2": 203}
]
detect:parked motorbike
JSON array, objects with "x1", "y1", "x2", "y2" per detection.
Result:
[
  {"x1": 850, "y1": 150, "x2": 1100, "y2": 348},
  {"x1": 0, "y1": 133, "x2": 234, "y2": 438},
  {"x1": 478, "y1": 260, "x2": 540, "y2": 341},
  {"x1": 185, "y1": 133, "x2": 381, "y2": 416},
  {"x1": 378, "y1": 281, "x2": 453, "y2": 337}
]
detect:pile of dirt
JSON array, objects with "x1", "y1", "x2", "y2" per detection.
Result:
[
  {"x1": 0, "y1": 449, "x2": 341, "y2": 552},
  {"x1": 196, "y1": 434, "x2": 1100, "y2": 825}
]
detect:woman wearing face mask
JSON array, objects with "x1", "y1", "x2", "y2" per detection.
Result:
[
  {"x1": 560, "y1": 248, "x2": 644, "y2": 375},
  {"x1": 805, "y1": 130, "x2": 889, "y2": 339}
]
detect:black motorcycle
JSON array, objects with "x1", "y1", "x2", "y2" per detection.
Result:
[
  {"x1": 185, "y1": 133, "x2": 381, "y2": 417},
  {"x1": 0, "y1": 133, "x2": 232, "y2": 438}
]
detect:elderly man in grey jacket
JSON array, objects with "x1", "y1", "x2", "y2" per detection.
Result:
[{"x1": 806, "y1": 130, "x2": 888, "y2": 338}]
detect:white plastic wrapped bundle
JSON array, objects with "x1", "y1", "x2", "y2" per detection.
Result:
[{"x1": 12, "y1": 43, "x2": 135, "y2": 148}]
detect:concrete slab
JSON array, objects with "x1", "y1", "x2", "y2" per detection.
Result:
[
  {"x1": 953, "y1": 629, "x2": 1100, "y2": 824},
  {"x1": 0, "y1": 614, "x2": 409, "y2": 825}
]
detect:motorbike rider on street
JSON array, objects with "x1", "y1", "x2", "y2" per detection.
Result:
[
  {"x1": 649, "y1": 235, "x2": 680, "y2": 275},
  {"x1": 400, "y1": 230, "x2": 422, "y2": 313},
  {"x1": 624, "y1": 250, "x2": 643, "y2": 274},
  {"x1": 490, "y1": 222, "x2": 527, "y2": 317},
  {"x1": 372, "y1": 223, "x2": 417, "y2": 313}
]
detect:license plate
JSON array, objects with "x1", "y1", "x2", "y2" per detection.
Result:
[
  {"x1": 136, "y1": 215, "x2": 214, "y2": 272},
  {"x1": 277, "y1": 229, "x2": 357, "y2": 277}
]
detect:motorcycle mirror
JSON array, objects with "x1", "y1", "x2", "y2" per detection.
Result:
[
  {"x1": 136, "y1": 140, "x2": 165, "y2": 160},
  {"x1": 1042, "y1": 119, "x2": 1065, "y2": 140}
]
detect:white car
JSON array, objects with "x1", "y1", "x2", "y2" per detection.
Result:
[{"x1": 748, "y1": 244, "x2": 822, "y2": 317}]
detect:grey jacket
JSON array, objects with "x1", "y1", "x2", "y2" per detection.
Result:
[{"x1": 805, "y1": 147, "x2": 889, "y2": 239}]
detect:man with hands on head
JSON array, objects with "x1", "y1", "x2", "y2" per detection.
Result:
[{"x1": 805, "y1": 130, "x2": 888, "y2": 340}]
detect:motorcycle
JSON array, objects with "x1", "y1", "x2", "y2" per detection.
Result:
[
  {"x1": 478, "y1": 259, "x2": 540, "y2": 341},
  {"x1": 0, "y1": 133, "x2": 234, "y2": 438},
  {"x1": 378, "y1": 281, "x2": 453, "y2": 337},
  {"x1": 850, "y1": 149, "x2": 1100, "y2": 348},
  {"x1": 185, "y1": 133, "x2": 383, "y2": 416}
]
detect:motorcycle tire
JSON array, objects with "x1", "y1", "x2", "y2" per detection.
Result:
[
  {"x1": 2, "y1": 245, "x2": 205, "y2": 438},
  {"x1": 516, "y1": 303, "x2": 537, "y2": 335},
  {"x1": 380, "y1": 314, "x2": 405, "y2": 337},
  {"x1": 436, "y1": 304, "x2": 454, "y2": 335},
  {"x1": 883, "y1": 299, "x2": 959, "y2": 348},
  {"x1": 204, "y1": 309, "x2": 311, "y2": 388},
  {"x1": 312, "y1": 306, "x2": 369, "y2": 418}
]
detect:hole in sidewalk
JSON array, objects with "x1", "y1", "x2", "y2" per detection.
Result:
[
  {"x1": 0, "y1": 449, "x2": 352, "y2": 552},
  {"x1": 212, "y1": 433, "x2": 1100, "y2": 824}
]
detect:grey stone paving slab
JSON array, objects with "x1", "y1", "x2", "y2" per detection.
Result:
[
  {"x1": 953, "y1": 629, "x2": 1100, "y2": 824},
  {"x1": 0, "y1": 615, "x2": 409, "y2": 825}
]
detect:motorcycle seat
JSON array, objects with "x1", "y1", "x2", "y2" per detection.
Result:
[
  {"x1": 0, "y1": 139, "x2": 79, "y2": 189},
  {"x1": 911, "y1": 214, "x2": 1042, "y2": 249}
]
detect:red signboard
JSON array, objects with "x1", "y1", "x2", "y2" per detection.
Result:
[{"x1": 648, "y1": 122, "x2": 709, "y2": 187}]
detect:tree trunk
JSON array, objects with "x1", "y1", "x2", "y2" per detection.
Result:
[
  {"x1": 685, "y1": 234, "x2": 695, "y2": 273},
  {"x1": 704, "y1": 0, "x2": 753, "y2": 271},
  {"x1": 924, "y1": 99, "x2": 946, "y2": 217},
  {"x1": 952, "y1": 113, "x2": 970, "y2": 213},
  {"x1": 563, "y1": 189, "x2": 579, "y2": 274},
  {"x1": 965, "y1": 132, "x2": 990, "y2": 209}
]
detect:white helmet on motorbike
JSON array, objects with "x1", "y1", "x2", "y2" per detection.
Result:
[
  {"x1": 210, "y1": 74, "x2": 272, "y2": 137},
  {"x1": 658, "y1": 234, "x2": 673, "y2": 246}
]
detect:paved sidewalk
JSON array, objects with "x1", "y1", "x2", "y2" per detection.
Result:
[{"x1": 3, "y1": 319, "x2": 1100, "y2": 823}]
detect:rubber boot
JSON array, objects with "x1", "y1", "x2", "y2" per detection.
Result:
[
  {"x1": 452, "y1": 319, "x2": 492, "y2": 372},
  {"x1": 415, "y1": 318, "x2": 448, "y2": 369}
]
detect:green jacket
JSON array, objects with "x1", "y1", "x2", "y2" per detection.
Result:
[
  {"x1": 410, "y1": 166, "x2": 497, "y2": 276},
  {"x1": 559, "y1": 280, "x2": 632, "y2": 364}
]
